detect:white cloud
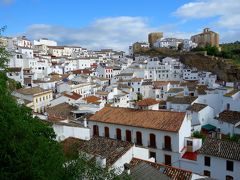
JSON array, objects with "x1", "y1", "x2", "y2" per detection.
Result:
[
  {"x1": 24, "y1": 16, "x2": 193, "y2": 51},
  {"x1": 174, "y1": 0, "x2": 240, "y2": 30},
  {"x1": 24, "y1": 17, "x2": 155, "y2": 51}
]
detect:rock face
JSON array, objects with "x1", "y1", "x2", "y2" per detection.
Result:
[{"x1": 179, "y1": 54, "x2": 240, "y2": 82}]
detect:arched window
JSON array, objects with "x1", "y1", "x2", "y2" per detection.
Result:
[
  {"x1": 126, "y1": 130, "x2": 132, "y2": 142},
  {"x1": 93, "y1": 125, "x2": 99, "y2": 136},
  {"x1": 149, "y1": 133, "x2": 156, "y2": 148},
  {"x1": 164, "y1": 136, "x2": 172, "y2": 151},
  {"x1": 104, "y1": 127, "x2": 109, "y2": 138},
  {"x1": 116, "y1": 128, "x2": 121, "y2": 140},
  {"x1": 136, "y1": 131, "x2": 142, "y2": 145}
]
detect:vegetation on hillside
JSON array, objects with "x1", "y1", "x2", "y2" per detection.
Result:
[{"x1": 192, "y1": 42, "x2": 240, "y2": 66}]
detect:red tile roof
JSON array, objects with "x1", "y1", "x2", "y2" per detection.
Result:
[
  {"x1": 62, "y1": 92, "x2": 82, "y2": 100},
  {"x1": 130, "y1": 158, "x2": 192, "y2": 180},
  {"x1": 72, "y1": 69, "x2": 92, "y2": 75},
  {"x1": 83, "y1": 95, "x2": 101, "y2": 103},
  {"x1": 89, "y1": 107, "x2": 186, "y2": 132},
  {"x1": 182, "y1": 152, "x2": 198, "y2": 161},
  {"x1": 136, "y1": 98, "x2": 159, "y2": 106}
]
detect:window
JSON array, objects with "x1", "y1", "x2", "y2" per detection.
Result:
[
  {"x1": 126, "y1": 130, "x2": 131, "y2": 142},
  {"x1": 226, "y1": 175, "x2": 233, "y2": 180},
  {"x1": 136, "y1": 131, "x2": 142, "y2": 145},
  {"x1": 163, "y1": 136, "x2": 172, "y2": 151},
  {"x1": 149, "y1": 151, "x2": 156, "y2": 161},
  {"x1": 116, "y1": 128, "x2": 121, "y2": 140},
  {"x1": 187, "y1": 140, "x2": 193, "y2": 146},
  {"x1": 93, "y1": 125, "x2": 99, "y2": 136},
  {"x1": 226, "y1": 160, "x2": 234, "y2": 171},
  {"x1": 204, "y1": 156, "x2": 211, "y2": 166},
  {"x1": 164, "y1": 154, "x2": 171, "y2": 166},
  {"x1": 203, "y1": 170, "x2": 211, "y2": 177},
  {"x1": 104, "y1": 127, "x2": 109, "y2": 138},
  {"x1": 226, "y1": 103, "x2": 230, "y2": 110},
  {"x1": 149, "y1": 133, "x2": 156, "y2": 148}
]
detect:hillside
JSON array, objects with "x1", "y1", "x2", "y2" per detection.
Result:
[{"x1": 137, "y1": 48, "x2": 240, "y2": 82}]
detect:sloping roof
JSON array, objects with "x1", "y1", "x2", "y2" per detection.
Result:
[
  {"x1": 83, "y1": 95, "x2": 101, "y2": 103},
  {"x1": 46, "y1": 103, "x2": 78, "y2": 122},
  {"x1": 62, "y1": 91, "x2": 82, "y2": 100},
  {"x1": 198, "y1": 138, "x2": 240, "y2": 161},
  {"x1": 89, "y1": 107, "x2": 186, "y2": 132},
  {"x1": 61, "y1": 137, "x2": 133, "y2": 166},
  {"x1": 167, "y1": 96, "x2": 197, "y2": 104},
  {"x1": 15, "y1": 86, "x2": 49, "y2": 95},
  {"x1": 153, "y1": 81, "x2": 169, "y2": 89},
  {"x1": 136, "y1": 98, "x2": 159, "y2": 106},
  {"x1": 130, "y1": 158, "x2": 192, "y2": 180},
  {"x1": 130, "y1": 162, "x2": 170, "y2": 180},
  {"x1": 186, "y1": 103, "x2": 207, "y2": 112},
  {"x1": 217, "y1": 110, "x2": 240, "y2": 125},
  {"x1": 95, "y1": 91, "x2": 109, "y2": 96},
  {"x1": 72, "y1": 69, "x2": 92, "y2": 75}
]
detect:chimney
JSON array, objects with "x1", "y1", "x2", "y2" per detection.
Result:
[
  {"x1": 96, "y1": 156, "x2": 106, "y2": 168},
  {"x1": 83, "y1": 117, "x2": 87, "y2": 128}
]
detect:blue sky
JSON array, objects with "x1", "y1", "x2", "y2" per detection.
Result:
[{"x1": 1, "y1": 0, "x2": 240, "y2": 50}]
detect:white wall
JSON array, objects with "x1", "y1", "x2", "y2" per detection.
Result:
[{"x1": 53, "y1": 124, "x2": 91, "y2": 141}]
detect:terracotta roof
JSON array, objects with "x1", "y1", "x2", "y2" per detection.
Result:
[
  {"x1": 198, "y1": 138, "x2": 240, "y2": 161},
  {"x1": 95, "y1": 91, "x2": 109, "y2": 96},
  {"x1": 89, "y1": 107, "x2": 186, "y2": 132},
  {"x1": 61, "y1": 137, "x2": 133, "y2": 166},
  {"x1": 167, "y1": 96, "x2": 197, "y2": 104},
  {"x1": 136, "y1": 98, "x2": 159, "y2": 106},
  {"x1": 186, "y1": 103, "x2": 207, "y2": 112},
  {"x1": 153, "y1": 81, "x2": 169, "y2": 89},
  {"x1": 130, "y1": 158, "x2": 192, "y2": 180},
  {"x1": 72, "y1": 69, "x2": 92, "y2": 75},
  {"x1": 62, "y1": 91, "x2": 82, "y2": 100},
  {"x1": 46, "y1": 103, "x2": 78, "y2": 122},
  {"x1": 217, "y1": 110, "x2": 240, "y2": 125},
  {"x1": 15, "y1": 87, "x2": 49, "y2": 95},
  {"x1": 83, "y1": 95, "x2": 101, "y2": 103}
]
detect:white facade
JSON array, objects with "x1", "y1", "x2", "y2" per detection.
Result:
[{"x1": 88, "y1": 114, "x2": 191, "y2": 167}]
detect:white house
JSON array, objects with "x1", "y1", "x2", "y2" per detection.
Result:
[
  {"x1": 180, "y1": 138, "x2": 240, "y2": 180},
  {"x1": 88, "y1": 107, "x2": 192, "y2": 167}
]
